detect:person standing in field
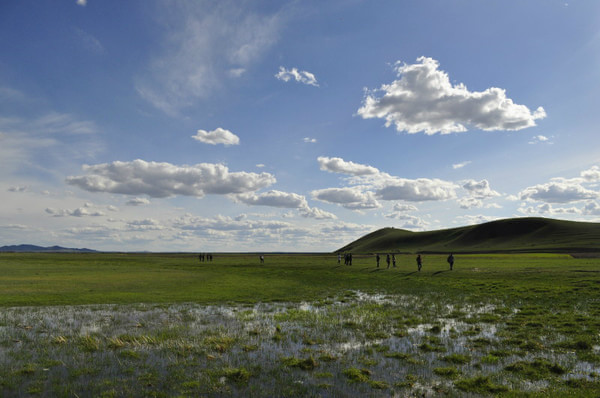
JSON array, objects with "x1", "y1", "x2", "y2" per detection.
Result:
[
  {"x1": 416, "y1": 254, "x2": 422, "y2": 271},
  {"x1": 392, "y1": 254, "x2": 396, "y2": 268},
  {"x1": 338, "y1": 254, "x2": 341, "y2": 264},
  {"x1": 376, "y1": 254, "x2": 380, "y2": 268},
  {"x1": 386, "y1": 254, "x2": 391, "y2": 269},
  {"x1": 447, "y1": 253, "x2": 454, "y2": 271}
]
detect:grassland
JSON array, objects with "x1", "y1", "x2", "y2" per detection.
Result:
[{"x1": 1, "y1": 252, "x2": 600, "y2": 396}]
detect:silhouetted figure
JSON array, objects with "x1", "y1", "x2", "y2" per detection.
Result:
[
  {"x1": 416, "y1": 254, "x2": 422, "y2": 271},
  {"x1": 338, "y1": 254, "x2": 341, "y2": 264},
  {"x1": 376, "y1": 254, "x2": 380, "y2": 268},
  {"x1": 392, "y1": 254, "x2": 396, "y2": 268},
  {"x1": 447, "y1": 253, "x2": 454, "y2": 271},
  {"x1": 199, "y1": 254, "x2": 202, "y2": 263},
  {"x1": 260, "y1": 255, "x2": 264, "y2": 264},
  {"x1": 348, "y1": 253, "x2": 353, "y2": 266},
  {"x1": 386, "y1": 254, "x2": 391, "y2": 269}
]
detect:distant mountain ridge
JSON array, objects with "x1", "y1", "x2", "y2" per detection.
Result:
[
  {"x1": 0, "y1": 244, "x2": 96, "y2": 253},
  {"x1": 336, "y1": 217, "x2": 600, "y2": 254}
]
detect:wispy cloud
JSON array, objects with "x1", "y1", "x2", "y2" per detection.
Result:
[
  {"x1": 136, "y1": 2, "x2": 283, "y2": 116},
  {"x1": 358, "y1": 56, "x2": 546, "y2": 134},
  {"x1": 453, "y1": 161, "x2": 471, "y2": 170},
  {"x1": 275, "y1": 67, "x2": 319, "y2": 87}
]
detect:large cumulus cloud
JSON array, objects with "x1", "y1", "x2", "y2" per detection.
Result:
[
  {"x1": 357, "y1": 56, "x2": 546, "y2": 134},
  {"x1": 66, "y1": 159, "x2": 275, "y2": 198}
]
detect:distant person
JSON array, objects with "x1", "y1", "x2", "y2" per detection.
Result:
[
  {"x1": 338, "y1": 254, "x2": 341, "y2": 264},
  {"x1": 260, "y1": 255, "x2": 264, "y2": 264},
  {"x1": 392, "y1": 254, "x2": 396, "y2": 268},
  {"x1": 349, "y1": 253, "x2": 353, "y2": 266},
  {"x1": 386, "y1": 254, "x2": 391, "y2": 269},
  {"x1": 447, "y1": 253, "x2": 454, "y2": 271},
  {"x1": 376, "y1": 254, "x2": 380, "y2": 268},
  {"x1": 199, "y1": 254, "x2": 202, "y2": 263},
  {"x1": 416, "y1": 254, "x2": 422, "y2": 271}
]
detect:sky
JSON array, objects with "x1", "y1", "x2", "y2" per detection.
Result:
[{"x1": 1, "y1": 0, "x2": 600, "y2": 252}]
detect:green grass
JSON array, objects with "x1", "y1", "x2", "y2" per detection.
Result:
[{"x1": 1, "y1": 251, "x2": 599, "y2": 307}]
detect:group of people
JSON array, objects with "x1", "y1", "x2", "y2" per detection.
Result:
[
  {"x1": 375, "y1": 253, "x2": 397, "y2": 269},
  {"x1": 416, "y1": 253, "x2": 455, "y2": 271},
  {"x1": 198, "y1": 253, "x2": 214, "y2": 262},
  {"x1": 336, "y1": 252, "x2": 455, "y2": 271},
  {"x1": 337, "y1": 253, "x2": 353, "y2": 265}
]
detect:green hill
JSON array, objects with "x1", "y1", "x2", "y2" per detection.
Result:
[{"x1": 336, "y1": 217, "x2": 600, "y2": 254}]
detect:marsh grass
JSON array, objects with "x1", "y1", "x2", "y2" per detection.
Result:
[{"x1": 2, "y1": 253, "x2": 600, "y2": 396}]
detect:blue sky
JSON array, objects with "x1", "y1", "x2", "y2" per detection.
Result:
[{"x1": 1, "y1": 0, "x2": 600, "y2": 252}]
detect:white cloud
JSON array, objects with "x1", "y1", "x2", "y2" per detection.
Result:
[
  {"x1": 126, "y1": 197, "x2": 150, "y2": 206},
  {"x1": 392, "y1": 203, "x2": 418, "y2": 212},
  {"x1": 453, "y1": 161, "x2": 471, "y2": 170},
  {"x1": 46, "y1": 206, "x2": 105, "y2": 217},
  {"x1": 76, "y1": 0, "x2": 87, "y2": 6},
  {"x1": 357, "y1": 56, "x2": 546, "y2": 134},
  {"x1": 375, "y1": 178, "x2": 457, "y2": 202},
  {"x1": 303, "y1": 137, "x2": 317, "y2": 143},
  {"x1": 192, "y1": 127, "x2": 240, "y2": 146},
  {"x1": 581, "y1": 166, "x2": 600, "y2": 181},
  {"x1": 384, "y1": 213, "x2": 429, "y2": 230},
  {"x1": 8, "y1": 185, "x2": 28, "y2": 192},
  {"x1": 455, "y1": 215, "x2": 500, "y2": 225},
  {"x1": 583, "y1": 201, "x2": 600, "y2": 215},
  {"x1": 318, "y1": 156, "x2": 379, "y2": 176},
  {"x1": 235, "y1": 190, "x2": 337, "y2": 219},
  {"x1": 528, "y1": 135, "x2": 552, "y2": 144},
  {"x1": 458, "y1": 197, "x2": 483, "y2": 209},
  {"x1": 519, "y1": 178, "x2": 598, "y2": 203},
  {"x1": 66, "y1": 159, "x2": 276, "y2": 198},
  {"x1": 299, "y1": 206, "x2": 337, "y2": 220},
  {"x1": 275, "y1": 67, "x2": 319, "y2": 87},
  {"x1": 519, "y1": 203, "x2": 581, "y2": 216},
  {"x1": 136, "y1": 2, "x2": 282, "y2": 115},
  {"x1": 461, "y1": 179, "x2": 500, "y2": 199},
  {"x1": 312, "y1": 188, "x2": 381, "y2": 210},
  {"x1": 235, "y1": 190, "x2": 308, "y2": 209}
]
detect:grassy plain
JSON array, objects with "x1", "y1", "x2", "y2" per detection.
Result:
[{"x1": 1, "y1": 252, "x2": 600, "y2": 396}]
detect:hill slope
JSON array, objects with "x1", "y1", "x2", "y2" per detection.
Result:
[
  {"x1": 0, "y1": 245, "x2": 96, "y2": 253},
  {"x1": 336, "y1": 217, "x2": 600, "y2": 254}
]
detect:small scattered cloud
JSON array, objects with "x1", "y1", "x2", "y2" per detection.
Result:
[
  {"x1": 192, "y1": 127, "x2": 240, "y2": 146},
  {"x1": 375, "y1": 178, "x2": 457, "y2": 202},
  {"x1": 303, "y1": 137, "x2": 317, "y2": 143},
  {"x1": 392, "y1": 203, "x2": 418, "y2": 212},
  {"x1": 76, "y1": 0, "x2": 87, "y2": 6},
  {"x1": 256, "y1": 164, "x2": 266, "y2": 168},
  {"x1": 529, "y1": 135, "x2": 552, "y2": 145},
  {"x1": 74, "y1": 28, "x2": 105, "y2": 55},
  {"x1": 318, "y1": 156, "x2": 379, "y2": 176},
  {"x1": 312, "y1": 187, "x2": 381, "y2": 210},
  {"x1": 461, "y1": 179, "x2": 500, "y2": 199},
  {"x1": 453, "y1": 161, "x2": 471, "y2": 170},
  {"x1": 46, "y1": 206, "x2": 105, "y2": 217},
  {"x1": 8, "y1": 185, "x2": 28, "y2": 192},
  {"x1": 581, "y1": 166, "x2": 600, "y2": 182},
  {"x1": 126, "y1": 198, "x2": 150, "y2": 206},
  {"x1": 275, "y1": 67, "x2": 319, "y2": 87},
  {"x1": 357, "y1": 56, "x2": 546, "y2": 134}
]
